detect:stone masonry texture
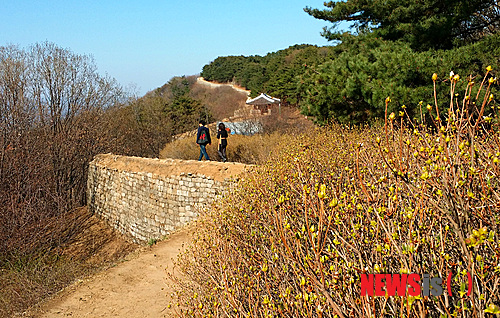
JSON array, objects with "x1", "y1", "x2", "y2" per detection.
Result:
[{"x1": 87, "y1": 154, "x2": 250, "y2": 244}]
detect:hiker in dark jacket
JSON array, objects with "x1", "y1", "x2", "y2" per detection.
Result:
[
  {"x1": 216, "y1": 122, "x2": 228, "y2": 162},
  {"x1": 196, "y1": 120, "x2": 211, "y2": 161}
]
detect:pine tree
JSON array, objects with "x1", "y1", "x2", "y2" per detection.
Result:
[{"x1": 305, "y1": 0, "x2": 500, "y2": 50}]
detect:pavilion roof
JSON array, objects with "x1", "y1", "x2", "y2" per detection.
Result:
[{"x1": 246, "y1": 93, "x2": 280, "y2": 105}]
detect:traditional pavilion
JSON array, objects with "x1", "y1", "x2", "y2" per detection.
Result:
[{"x1": 246, "y1": 93, "x2": 281, "y2": 115}]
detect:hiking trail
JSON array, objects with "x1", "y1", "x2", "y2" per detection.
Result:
[
  {"x1": 196, "y1": 77, "x2": 250, "y2": 95},
  {"x1": 28, "y1": 228, "x2": 189, "y2": 318}
]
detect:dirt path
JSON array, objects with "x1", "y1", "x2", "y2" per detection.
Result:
[
  {"x1": 196, "y1": 77, "x2": 250, "y2": 95},
  {"x1": 30, "y1": 229, "x2": 190, "y2": 318}
]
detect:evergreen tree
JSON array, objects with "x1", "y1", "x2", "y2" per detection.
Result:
[
  {"x1": 305, "y1": 0, "x2": 500, "y2": 50},
  {"x1": 299, "y1": 34, "x2": 500, "y2": 124},
  {"x1": 164, "y1": 78, "x2": 213, "y2": 132},
  {"x1": 201, "y1": 56, "x2": 249, "y2": 83},
  {"x1": 200, "y1": 45, "x2": 336, "y2": 100}
]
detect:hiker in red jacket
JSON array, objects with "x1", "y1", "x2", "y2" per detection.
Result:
[{"x1": 196, "y1": 120, "x2": 211, "y2": 161}]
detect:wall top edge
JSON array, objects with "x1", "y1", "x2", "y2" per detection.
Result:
[{"x1": 90, "y1": 153, "x2": 253, "y2": 182}]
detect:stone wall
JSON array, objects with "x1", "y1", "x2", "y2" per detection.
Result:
[{"x1": 87, "y1": 154, "x2": 250, "y2": 244}]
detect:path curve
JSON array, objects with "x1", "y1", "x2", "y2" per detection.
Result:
[
  {"x1": 196, "y1": 77, "x2": 250, "y2": 96},
  {"x1": 30, "y1": 229, "x2": 189, "y2": 318}
]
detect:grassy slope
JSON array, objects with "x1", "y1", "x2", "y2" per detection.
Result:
[{"x1": 0, "y1": 208, "x2": 137, "y2": 317}]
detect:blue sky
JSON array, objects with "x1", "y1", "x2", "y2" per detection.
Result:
[{"x1": 1, "y1": 1, "x2": 339, "y2": 95}]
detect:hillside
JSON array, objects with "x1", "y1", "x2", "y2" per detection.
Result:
[
  {"x1": 196, "y1": 76, "x2": 250, "y2": 96},
  {"x1": 201, "y1": 36, "x2": 500, "y2": 124},
  {"x1": 1, "y1": 207, "x2": 137, "y2": 318}
]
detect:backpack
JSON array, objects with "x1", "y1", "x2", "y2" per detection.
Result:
[{"x1": 197, "y1": 128, "x2": 208, "y2": 144}]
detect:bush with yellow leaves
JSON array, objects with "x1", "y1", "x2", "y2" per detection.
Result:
[{"x1": 172, "y1": 68, "x2": 500, "y2": 317}]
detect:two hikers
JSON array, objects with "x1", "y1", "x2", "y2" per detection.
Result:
[{"x1": 196, "y1": 120, "x2": 229, "y2": 162}]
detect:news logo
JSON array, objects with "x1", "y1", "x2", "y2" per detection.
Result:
[{"x1": 360, "y1": 272, "x2": 472, "y2": 297}]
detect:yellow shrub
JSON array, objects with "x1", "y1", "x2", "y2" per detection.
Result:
[{"x1": 173, "y1": 70, "x2": 500, "y2": 317}]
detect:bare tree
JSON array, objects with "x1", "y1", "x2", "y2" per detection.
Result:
[
  {"x1": 28, "y1": 42, "x2": 124, "y2": 208},
  {"x1": 0, "y1": 42, "x2": 125, "y2": 259}
]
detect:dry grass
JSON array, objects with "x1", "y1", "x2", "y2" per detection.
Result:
[
  {"x1": 190, "y1": 82, "x2": 248, "y2": 120},
  {"x1": 160, "y1": 105, "x2": 314, "y2": 164},
  {"x1": 160, "y1": 132, "x2": 291, "y2": 165},
  {"x1": 0, "y1": 207, "x2": 137, "y2": 318}
]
